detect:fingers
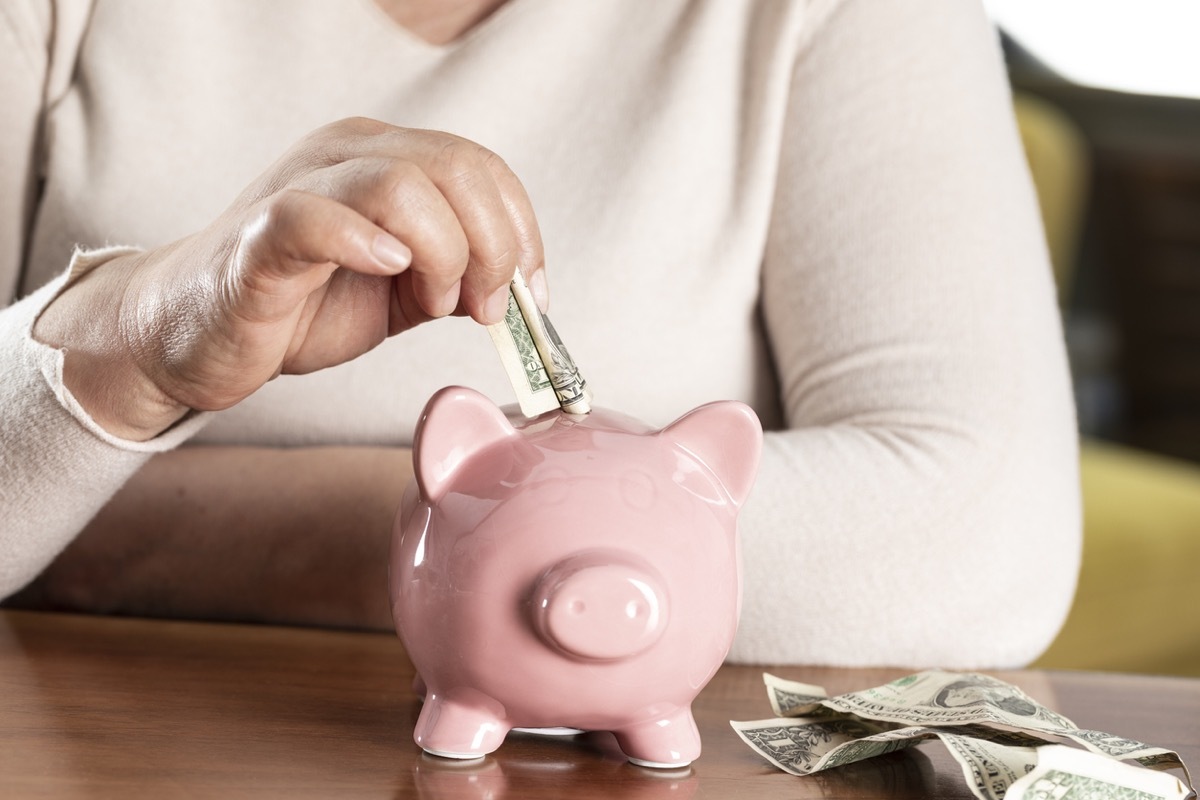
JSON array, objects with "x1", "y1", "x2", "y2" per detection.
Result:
[
  {"x1": 484, "y1": 153, "x2": 548, "y2": 312},
  {"x1": 423, "y1": 141, "x2": 523, "y2": 322},
  {"x1": 308, "y1": 123, "x2": 547, "y2": 323},
  {"x1": 242, "y1": 188, "x2": 413, "y2": 280},
  {"x1": 101, "y1": 122, "x2": 545, "y2": 428},
  {"x1": 226, "y1": 189, "x2": 412, "y2": 328},
  {"x1": 308, "y1": 156, "x2": 479, "y2": 320}
]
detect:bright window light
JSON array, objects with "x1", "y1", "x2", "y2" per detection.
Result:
[{"x1": 983, "y1": 0, "x2": 1200, "y2": 99}]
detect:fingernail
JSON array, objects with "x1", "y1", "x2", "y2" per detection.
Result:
[
  {"x1": 372, "y1": 234, "x2": 412, "y2": 271},
  {"x1": 437, "y1": 283, "x2": 461, "y2": 317},
  {"x1": 483, "y1": 285, "x2": 511, "y2": 325},
  {"x1": 528, "y1": 269, "x2": 549, "y2": 312}
]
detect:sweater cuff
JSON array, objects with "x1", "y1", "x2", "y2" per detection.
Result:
[{"x1": 24, "y1": 246, "x2": 210, "y2": 451}]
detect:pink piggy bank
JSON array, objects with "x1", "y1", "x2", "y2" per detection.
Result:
[{"x1": 390, "y1": 386, "x2": 762, "y2": 768}]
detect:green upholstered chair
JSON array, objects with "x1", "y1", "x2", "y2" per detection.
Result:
[{"x1": 1014, "y1": 93, "x2": 1200, "y2": 676}]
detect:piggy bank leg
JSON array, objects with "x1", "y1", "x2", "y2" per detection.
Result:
[
  {"x1": 413, "y1": 690, "x2": 509, "y2": 760},
  {"x1": 613, "y1": 707, "x2": 701, "y2": 768}
]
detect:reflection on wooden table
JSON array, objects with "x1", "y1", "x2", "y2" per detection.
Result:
[{"x1": 1, "y1": 610, "x2": 1196, "y2": 798}]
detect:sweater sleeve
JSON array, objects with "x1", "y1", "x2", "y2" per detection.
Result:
[
  {"x1": 1, "y1": 252, "x2": 210, "y2": 599},
  {"x1": 729, "y1": 0, "x2": 1081, "y2": 667}
]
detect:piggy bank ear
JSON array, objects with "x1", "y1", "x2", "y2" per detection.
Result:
[
  {"x1": 413, "y1": 386, "x2": 519, "y2": 503},
  {"x1": 659, "y1": 401, "x2": 763, "y2": 507}
]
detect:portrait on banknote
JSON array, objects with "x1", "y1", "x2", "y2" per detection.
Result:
[{"x1": 933, "y1": 679, "x2": 1038, "y2": 717}]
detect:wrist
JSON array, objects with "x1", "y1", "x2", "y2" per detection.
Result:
[{"x1": 33, "y1": 250, "x2": 191, "y2": 441}]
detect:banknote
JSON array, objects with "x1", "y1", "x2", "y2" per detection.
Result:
[
  {"x1": 771, "y1": 670, "x2": 1075, "y2": 730},
  {"x1": 486, "y1": 271, "x2": 591, "y2": 417},
  {"x1": 732, "y1": 717, "x2": 1047, "y2": 800},
  {"x1": 734, "y1": 714, "x2": 1193, "y2": 800},
  {"x1": 938, "y1": 729, "x2": 1041, "y2": 800},
  {"x1": 730, "y1": 715, "x2": 906, "y2": 775},
  {"x1": 769, "y1": 671, "x2": 1192, "y2": 780},
  {"x1": 735, "y1": 673, "x2": 1195, "y2": 800},
  {"x1": 763, "y1": 673, "x2": 830, "y2": 717},
  {"x1": 936, "y1": 733, "x2": 1191, "y2": 800},
  {"x1": 1006, "y1": 744, "x2": 1193, "y2": 800}
]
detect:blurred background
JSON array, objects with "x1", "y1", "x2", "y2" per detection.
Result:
[{"x1": 983, "y1": 0, "x2": 1200, "y2": 676}]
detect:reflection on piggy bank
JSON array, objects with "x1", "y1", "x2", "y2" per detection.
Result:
[{"x1": 389, "y1": 386, "x2": 762, "y2": 768}]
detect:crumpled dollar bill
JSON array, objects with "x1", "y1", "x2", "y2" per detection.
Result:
[{"x1": 732, "y1": 671, "x2": 1195, "y2": 800}]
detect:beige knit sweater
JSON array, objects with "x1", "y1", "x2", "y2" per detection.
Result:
[{"x1": 0, "y1": 0, "x2": 1080, "y2": 666}]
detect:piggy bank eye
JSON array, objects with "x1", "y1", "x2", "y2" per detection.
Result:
[{"x1": 620, "y1": 470, "x2": 656, "y2": 510}]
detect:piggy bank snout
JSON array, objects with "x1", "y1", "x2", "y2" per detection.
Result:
[{"x1": 531, "y1": 552, "x2": 669, "y2": 662}]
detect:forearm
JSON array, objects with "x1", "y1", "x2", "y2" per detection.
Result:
[
  {"x1": 731, "y1": 419, "x2": 1079, "y2": 669},
  {"x1": 734, "y1": 0, "x2": 1081, "y2": 667},
  {"x1": 7, "y1": 445, "x2": 412, "y2": 631},
  {"x1": 0, "y1": 276, "x2": 191, "y2": 600}
]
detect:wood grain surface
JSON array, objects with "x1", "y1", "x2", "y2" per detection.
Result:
[{"x1": 2, "y1": 610, "x2": 1196, "y2": 798}]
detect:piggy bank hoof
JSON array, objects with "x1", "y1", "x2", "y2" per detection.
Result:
[
  {"x1": 413, "y1": 693, "x2": 509, "y2": 760},
  {"x1": 420, "y1": 747, "x2": 486, "y2": 762},
  {"x1": 627, "y1": 756, "x2": 693, "y2": 769},
  {"x1": 614, "y1": 708, "x2": 701, "y2": 769}
]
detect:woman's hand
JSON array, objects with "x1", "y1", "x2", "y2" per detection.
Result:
[{"x1": 34, "y1": 118, "x2": 545, "y2": 440}]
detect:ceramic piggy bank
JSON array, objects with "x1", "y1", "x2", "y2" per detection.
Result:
[{"x1": 389, "y1": 386, "x2": 762, "y2": 768}]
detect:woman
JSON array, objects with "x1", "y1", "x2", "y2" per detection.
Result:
[{"x1": 0, "y1": 0, "x2": 1080, "y2": 666}]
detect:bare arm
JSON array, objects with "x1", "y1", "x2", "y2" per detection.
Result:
[{"x1": 6, "y1": 445, "x2": 412, "y2": 630}]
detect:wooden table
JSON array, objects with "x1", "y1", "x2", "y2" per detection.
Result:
[{"x1": 2, "y1": 610, "x2": 1196, "y2": 798}]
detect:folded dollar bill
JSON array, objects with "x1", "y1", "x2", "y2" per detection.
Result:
[
  {"x1": 486, "y1": 270, "x2": 590, "y2": 417},
  {"x1": 734, "y1": 671, "x2": 1195, "y2": 800}
]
